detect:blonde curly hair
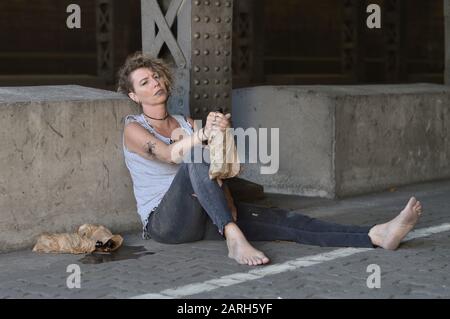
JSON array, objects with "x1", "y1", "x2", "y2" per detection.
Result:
[{"x1": 117, "y1": 51, "x2": 174, "y2": 96}]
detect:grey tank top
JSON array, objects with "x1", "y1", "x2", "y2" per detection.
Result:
[{"x1": 122, "y1": 113, "x2": 194, "y2": 227}]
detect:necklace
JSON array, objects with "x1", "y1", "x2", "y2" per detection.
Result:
[
  {"x1": 143, "y1": 111, "x2": 169, "y2": 121},
  {"x1": 142, "y1": 112, "x2": 174, "y2": 144}
]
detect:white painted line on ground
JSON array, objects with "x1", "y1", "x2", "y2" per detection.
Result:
[
  {"x1": 130, "y1": 223, "x2": 450, "y2": 299},
  {"x1": 403, "y1": 223, "x2": 450, "y2": 241}
]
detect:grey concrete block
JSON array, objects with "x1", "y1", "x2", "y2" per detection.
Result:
[
  {"x1": 0, "y1": 85, "x2": 141, "y2": 252},
  {"x1": 232, "y1": 84, "x2": 450, "y2": 198}
]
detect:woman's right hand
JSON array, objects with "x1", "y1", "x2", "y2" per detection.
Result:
[{"x1": 204, "y1": 111, "x2": 231, "y2": 139}]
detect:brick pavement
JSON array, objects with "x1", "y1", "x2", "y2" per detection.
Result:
[{"x1": 1, "y1": 180, "x2": 449, "y2": 299}]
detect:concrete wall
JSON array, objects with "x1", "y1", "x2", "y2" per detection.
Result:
[
  {"x1": 232, "y1": 86, "x2": 336, "y2": 198},
  {"x1": 232, "y1": 84, "x2": 450, "y2": 198},
  {"x1": 334, "y1": 84, "x2": 450, "y2": 197},
  {"x1": 0, "y1": 85, "x2": 141, "y2": 252}
]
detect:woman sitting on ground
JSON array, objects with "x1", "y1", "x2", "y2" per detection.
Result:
[{"x1": 118, "y1": 52, "x2": 423, "y2": 266}]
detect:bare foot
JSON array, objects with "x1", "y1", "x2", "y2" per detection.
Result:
[
  {"x1": 224, "y1": 223, "x2": 270, "y2": 266},
  {"x1": 369, "y1": 197, "x2": 423, "y2": 250}
]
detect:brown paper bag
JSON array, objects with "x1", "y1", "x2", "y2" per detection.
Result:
[
  {"x1": 208, "y1": 128, "x2": 240, "y2": 180},
  {"x1": 77, "y1": 224, "x2": 123, "y2": 252},
  {"x1": 32, "y1": 224, "x2": 123, "y2": 254},
  {"x1": 32, "y1": 233, "x2": 96, "y2": 254}
]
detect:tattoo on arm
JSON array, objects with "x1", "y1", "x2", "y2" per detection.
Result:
[{"x1": 146, "y1": 141, "x2": 156, "y2": 156}]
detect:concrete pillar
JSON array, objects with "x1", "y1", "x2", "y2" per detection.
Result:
[
  {"x1": 445, "y1": 0, "x2": 450, "y2": 84},
  {"x1": 141, "y1": 0, "x2": 233, "y2": 119}
]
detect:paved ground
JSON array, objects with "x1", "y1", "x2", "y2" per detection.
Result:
[{"x1": 1, "y1": 179, "x2": 450, "y2": 299}]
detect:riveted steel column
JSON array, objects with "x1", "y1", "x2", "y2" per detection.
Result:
[
  {"x1": 141, "y1": 0, "x2": 233, "y2": 119},
  {"x1": 96, "y1": 0, "x2": 115, "y2": 83},
  {"x1": 445, "y1": 0, "x2": 450, "y2": 84},
  {"x1": 191, "y1": 0, "x2": 233, "y2": 119}
]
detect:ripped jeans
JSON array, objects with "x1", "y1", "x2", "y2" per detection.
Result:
[{"x1": 146, "y1": 149, "x2": 375, "y2": 248}]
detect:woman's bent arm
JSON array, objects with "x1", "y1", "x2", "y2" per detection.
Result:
[{"x1": 124, "y1": 122, "x2": 206, "y2": 164}]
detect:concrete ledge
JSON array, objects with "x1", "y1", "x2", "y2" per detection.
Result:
[
  {"x1": 232, "y1": 84, "x2": 450, "y2": 198},
  {"x1": 0, "y1": 85, "x2": 140, "y2": 252}
]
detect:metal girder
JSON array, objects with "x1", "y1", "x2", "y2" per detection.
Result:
[
  {"x1": 96, "y1": 0, "x2": 115, "y2": 83},
  {"x1": 232, "y1": 0, "x2": 264, "y2": 88},
  {"x1": 191, "y1": 0, "x2": 233, "y2": 118},
  {"x1": 141, "y1": 0, "x2": 233, "y2": 119},
  {"x1": 384, "y1": 0, "x2": 403, "y2": 83},
  {"x1": 341, "y1": 0, "x2": 364, "y2": 83},
  {"x1": 445, "y1": 0, "x2": 450, "y2": 84}
]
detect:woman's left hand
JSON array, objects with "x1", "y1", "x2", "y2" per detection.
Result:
[{"x1": 205, "y1": 112, "x2": 231, "y2": 137}]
